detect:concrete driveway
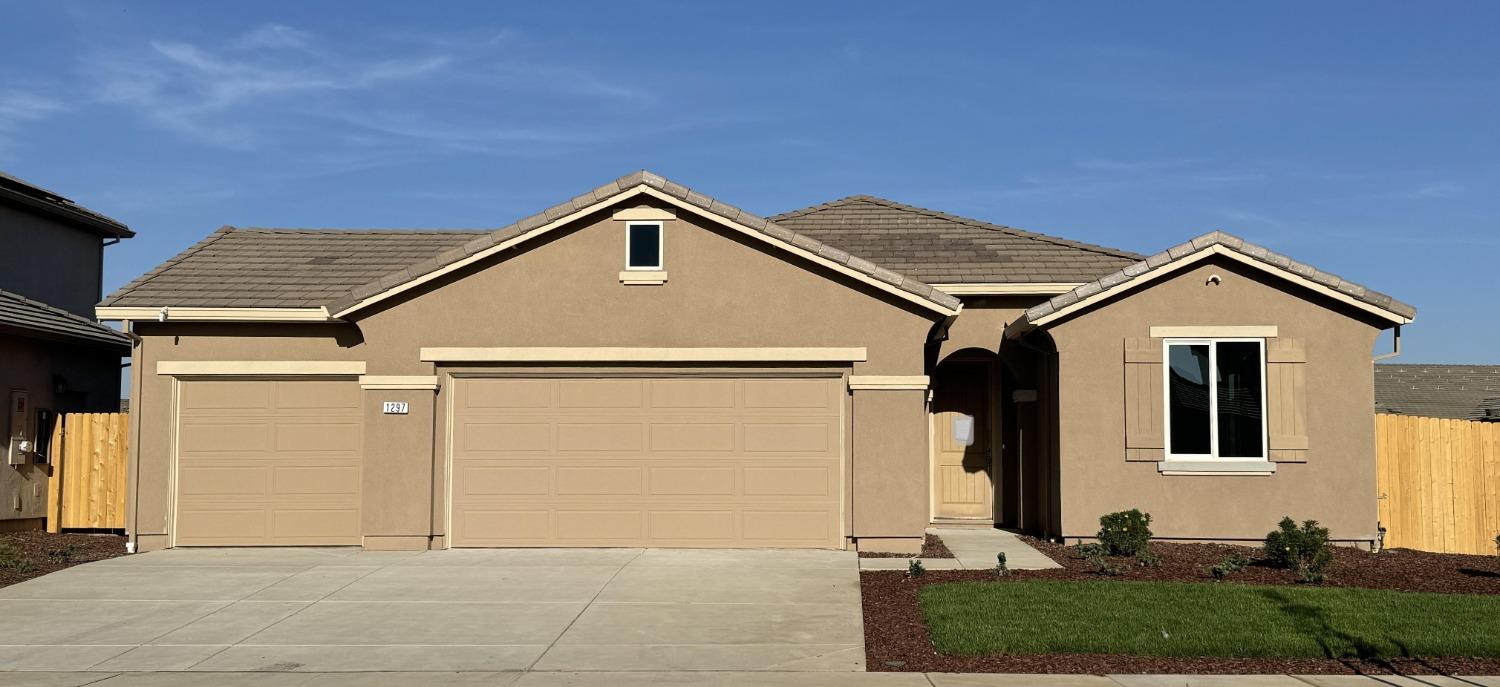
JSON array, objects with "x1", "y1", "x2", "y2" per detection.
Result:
[{"x1": 0, "y1": 547, "x2": 863, "y2": 675}]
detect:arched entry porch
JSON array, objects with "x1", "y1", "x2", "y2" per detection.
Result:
[{"x1": 930, "y1": 349, "x2": 999, "y2": 523}]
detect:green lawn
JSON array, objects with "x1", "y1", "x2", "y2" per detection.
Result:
[{"x1": 920, "y1": 580, "x2": 1500, "y2": 659}]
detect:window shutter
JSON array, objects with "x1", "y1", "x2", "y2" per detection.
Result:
[
  {"x1": 1265, "y1": 337, "x2": 1308, "y2": 463},
  {"x1": 1124, "y1": 337, "x2": 1164, "y2": 461}
]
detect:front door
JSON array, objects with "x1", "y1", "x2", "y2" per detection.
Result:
[{"x1": 931, "y1": 361, "x2": 993, "y2": 520}]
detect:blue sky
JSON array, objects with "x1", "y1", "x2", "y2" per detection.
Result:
[{"x1": 2, "y1": 2, "x2": 1495, "y2": 362}]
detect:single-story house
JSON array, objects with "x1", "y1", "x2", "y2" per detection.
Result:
[
  {"x1": 98, "y1": 171, "x2": 1415, "y2": 553},
  {"x1": 1375, "y1": 364, "x2": 1500, "y2": 422}
]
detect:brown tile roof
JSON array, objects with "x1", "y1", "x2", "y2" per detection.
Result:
[
  {"x1": 1018, "y1": 230, "x2": 1417, "y2": 327},
  {"x1": 1375, "y1": 364, "x2": 1500, "y2": 421},
  {"x1": 101, "y1": 227, "x2": 488, "y2": 308},
  {"x1": 0, "y1": 288, "x2": 129, "y2": 349},
  {"x1": 104, "y1": 171, "x2": 964, "y2": 315},
  {"x1": 769, "y1": 195, "x2": 1141, "y2": 284},
  {"x1": 0, "y1": 170, "x2": 134, "y2": 238}
]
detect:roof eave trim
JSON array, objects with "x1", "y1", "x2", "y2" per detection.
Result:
[
  {"x1": 932, "y1": 282, "x2": 1084, "y2": 296},
  {"x1": 1018, "y1": 244, "x2": 1414, "y2": 332},
  {"x1": 0, "y1": 187, "x2": 134, "y2": 238},
  {"x1": 330, "y1": 184, "x2": 962, "y2": 319},
  {"x1": 96, "y1": 306, "x2": 337, "y2": 323}
]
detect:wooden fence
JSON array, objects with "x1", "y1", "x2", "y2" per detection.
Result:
[
  {"x1": 1376, "y1": 414, "x2": 1500, "y2": 555},
  {"x1": 45, "y1": 412, "x2": 129, "y2": 531}
]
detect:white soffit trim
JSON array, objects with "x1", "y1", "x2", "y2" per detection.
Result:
[
  {"x1": 613, "y1": 206, "x2": 676, "y2": 220},
  {"x1": 848, "y1": 375, "x2": 930, "y2": 390},
  {"x1": 157, "y1": 360, "x2": 366, "y2": 376},
  {"x1": 933, "y1": 283, "x2": 1083, "y2": 296},
  {"x1": 359, "y1": 375, "x2": 440, "y2": 390},
  {"x1": 419, "y1": 347, "x2": 868, "y2": 363},
  {"x1": 1029, "y1": 245, "x2": 1413, "y2": 327},
  {"x1": 1149, "y1": 325, "x2": 1278, "y2": 338},
  {"x1": 332, "y1": 185, "x2": 960, "y2": 319},
  {"x1": 97, "y1": 306, "x2": 334, "y2": 322}
]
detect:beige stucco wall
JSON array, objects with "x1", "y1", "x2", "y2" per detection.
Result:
[
  {"x1": 126, "y1": 201, "x2": 942, "y2": 550},
  {"x1": 1044, "y1": 256, "x2": 1388, "y2": 544}
]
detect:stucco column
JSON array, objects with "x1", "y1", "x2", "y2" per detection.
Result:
[
  {"x1": 360, "y1": 385, "x2": 436, "y2": 550},
  {"x1": 849, "y1": 386, "x2": 929, "y2": 553}
]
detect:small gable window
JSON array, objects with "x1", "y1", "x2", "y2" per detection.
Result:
[
  {"x1": 1164, "y1": 338, "x2": 1266, "y2": 460},
  {"x1": 625, "y1": 222, "x2": 663, "y2": 270}
]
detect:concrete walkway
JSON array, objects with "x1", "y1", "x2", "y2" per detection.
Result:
[
  {"x1": 859, "y1": 528, "x2": 1064, "y2": 571},
  {"x1": 5, "y1": 671, "x2": 1496, "y2": 685},
  {"x1": 0, "y1": 547, "x2": 864, "y2": 674}
]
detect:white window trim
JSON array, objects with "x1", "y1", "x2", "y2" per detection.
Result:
[
  {"x1": 625, "y1": 221, "x2": 664, "y2": 271},
  {"x1": 1161, "y1": 337, "x2": 1269, "y2": 463}
]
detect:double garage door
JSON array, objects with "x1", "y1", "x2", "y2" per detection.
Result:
[
  {"x1": 174, "y1": 374, "x2": 843, "y2": 549},
  {"x1": 449, "y1": 375, "x2": 843, "y2": 548}
]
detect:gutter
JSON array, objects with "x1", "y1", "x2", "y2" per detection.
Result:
[{"x1": 1373, "y1": 325, "x2": 1403, "y2": 362}]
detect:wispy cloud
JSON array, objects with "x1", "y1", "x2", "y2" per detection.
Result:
[
  {"x1": 0, "y1": 91, "x2": 66, "y2": 158},
  {"x1": 984, "y1": 158, "x2": 1266, "y2": 201},
  {"x1": 1395, "y1": 181, "x2": 1464, "y2": 200}
]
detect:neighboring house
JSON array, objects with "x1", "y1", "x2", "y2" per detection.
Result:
[
  {"x1": 97, "y1": 171, "x2": 1413, "y2": 553},
  {"x1": 1, "y1": 171, "x2": 133, "y2": 531},
  {"x1": 1375, "y1": 364, "x2": 1500, "y2": 421}
]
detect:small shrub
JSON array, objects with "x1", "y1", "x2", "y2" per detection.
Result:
[
  {"x1": 1097, "y1": 509, "x2": 1153, "y2": 557},
  {"x1": 1076, "y1": 543, "x2": 1124, "y2": 576},
  {"x1": 1134, "y1": 548, "x2": 1161, "y2": 568},
  {"x1": 994, "y1": 552, "x2": 1010, "y2": 577},
  {"x1": 45, "y1": 545, "x2": 78, "y2": 565},
  {"x1": 0, "y1": 541, "x2": 35, "y2": 574},
  {"x1": 1264, "y1": 517, "x2": 1333, "y2": 584},
  {"x1": 907, "y1": 558, "x2": 925, "y2": 577},
  {"x1": 1210, "y1": 552, "x2": 1251, "y2": 581}
]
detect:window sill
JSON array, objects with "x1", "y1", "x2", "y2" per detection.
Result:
[
  {"x1": 1158, "y1": 460, "x2": 1276, "y2": 476},
  {"x1": 619, "y1": 270, "x2": 667, "y2": 285}
]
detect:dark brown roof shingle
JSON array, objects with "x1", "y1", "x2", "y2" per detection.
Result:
[
  {"x1": 769, "y1": 195, "x2": 1141, "y2": 284},
  {"x1": 0, "y1": 170, "x2": 133, "y2": 238},
  {"x1": 0, "y1": 288, "x2": 129, "y2": 349},
  {"x1": 1375, "y1": 364, "x2": 1500, "y2": 421}
]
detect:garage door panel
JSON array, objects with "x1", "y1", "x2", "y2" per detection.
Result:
[
  {"x1": 742, "y1": 422, "x2": 834, "y2": 453},
  {"x1": 176, "y1": 379, "x2": 362, "y2": 546},
  {"x1": 648, "y1": 423, "x2": 736, "y2": 452},
  {"x1": 179, "y1": 466, "x2": 269, "y2": 497},
  {"x1": 650, "y1": 379, "x2": 736, "y2": 408},
  {"x1": 274, "y1": 380, "x2": 360, "y2": 409},
  {"x1": 273, "y1": 422, "x2": 361, "y2": 452},
  {"x1": 451, "y1": 376, "x2": 842, "y2": 548},
  {"x1": 647, "y1": 466, "x2": 736, "y2": 495},
  {"x1": 556, "y1": 423, "x2": 643, "y2": 452}
]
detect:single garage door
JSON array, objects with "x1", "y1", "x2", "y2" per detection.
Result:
[
  {"x1": 450, "y1": 375, "x2": 843, "y2": 548},
  {"x1": 175, "y1": 379, "x2": 363, "y2": 546}
]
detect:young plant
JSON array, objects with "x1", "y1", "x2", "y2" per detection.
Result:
[
  {"x1": 44, "y1": 545, "x2": 78, "y2": 565},
  {"x1": 1097, "y1": 509, "x2": 1153, "y2": 557},
  {"x1": 1264, "y1": 517, "x2": 1333, "y2": 584},
  {"x1": 1210, "y1": 552, "x2": 1251, "y2": 581},
  {"x1": 907, "y1": 558, "x2": 925, "y2": 578},
  {"x1": 1076, "y1": 542, "x2": 1124, "y2": 576},
  {"x1": 994, "y1": 552, "x2": 1010, "y2": 577},
  {"x1": 0, "y1": 540, "x2": 35, "y2": 574},
  {"x1": 1134, "y1": 548, "x2": 1161, "y2": 568}
]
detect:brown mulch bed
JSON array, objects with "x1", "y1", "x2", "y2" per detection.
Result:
[
  {"x1": 858, "y1": 533, "x2": 955, "y2": 559},
  {"x1": 0, "y1": 531, "x2": 127, "y2": 588},
  {"x1": 863, "y1": 537, "x2": 1500, "y2": 675}
]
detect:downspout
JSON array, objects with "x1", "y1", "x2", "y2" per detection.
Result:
[
  {"x1": 124, "y1": 319, "x2": 143, "y2": 554},
  {"x1": 1373, "y1": 325, "x2": 1402, "y2": 362}
]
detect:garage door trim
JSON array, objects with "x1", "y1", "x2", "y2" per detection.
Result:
[
  {"x1": 166, "y1": 372, "x2": 364, "y2": 548},
  {"x1": 442, "y1": 370, "x2": 848, "y2": 550}
]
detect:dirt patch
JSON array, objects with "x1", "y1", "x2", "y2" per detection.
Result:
[
  {"x1": 859, "y1": 533, "x2": 955, "y2": 559},
  {"x1": 0, "y1": 531, "x2": 127, "y2": 588},
  {"x1": 862, "y1": 538, "x2": 1500, "y2": 674}
]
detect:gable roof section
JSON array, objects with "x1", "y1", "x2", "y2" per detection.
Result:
[
  {"x1": 0, "y1": 170, "x2": 134, "y2": 238},
  {"x1": 1013, "y1": 231, "x2": 1416, "y2": 331},
  {"x1": 770, "y1": 195, "x2": 1140, "y2": 285},
  {"x1": 0, "y1": 288, "x2": 129, "y2": 349},
  {"x1": 100, "y1": 228, "x2": 488, "y2": 308},
  {"x1": 326, "y1": 173, "x2": 961, "y2": 317},
  {"x1": 101, "y1": 172, "x2": 963, "y2": 319},
  {"x1": 1375, "y1": 364, "x2": 1500, "y2": 421}
]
